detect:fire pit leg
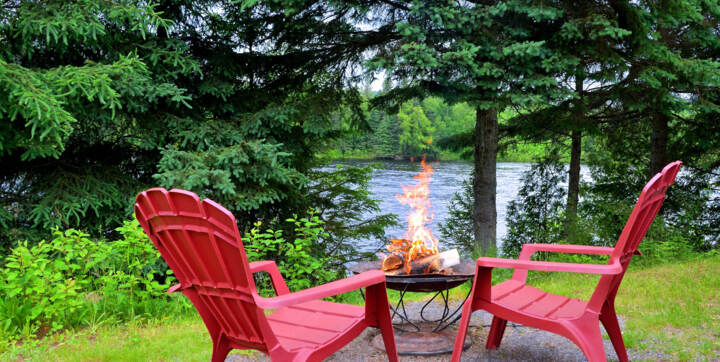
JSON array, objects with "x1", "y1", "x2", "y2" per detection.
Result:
[
  {"x1": 389, "y1": 283, "x2": 421, "y2": 332},
  {"x1": 373, "y1": 281, "x2": 474, "y2": 355},
  {"x1": 419, "y1": 288, "x2": 451, "y2": 324},
  {"x1": 350, "y1": 259, "x2": 477, "y2": 355},
  {"x1": 415, "y1": 281, "x2": 473, "y2": 332},
  {"x1": 434, "y1": 285, "x2": 472, "y2": 332}
]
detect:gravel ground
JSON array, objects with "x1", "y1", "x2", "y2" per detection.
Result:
[{"x1": 227, "y1": 300, "x2": 667, "y2": 361}]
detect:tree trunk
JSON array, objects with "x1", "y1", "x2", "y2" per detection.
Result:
[
  {"x1": 565, "y1": 130, "x2": 582, "y2": 241},
  {"x1": 565, "y1": 73, "x2": 584, "y2": 241},
  {"x1": 472, "y1": 107, "x2": 497, "y2": 256},
  {"x1": 649, "y1": 112, "x2": 669, "y2": 177}
]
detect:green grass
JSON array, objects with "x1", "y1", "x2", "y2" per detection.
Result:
[
  {"x1": 3, "y1": 254, "x2": 718, "y2": 361},
  {"x1": 530, "y1": 254, "x2": 720, "y2": 359}
]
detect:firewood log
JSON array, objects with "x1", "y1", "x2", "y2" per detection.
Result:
[
  {"x1": 381, "y1": 254, "x2": 404, "y2": 271},
  {"x1": 384, "y1": 249, "x2": 460, "y2": 276}
]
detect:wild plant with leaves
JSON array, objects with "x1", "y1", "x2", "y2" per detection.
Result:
[
  {"x1": 243, "y1": 211, "x2": 336, "y2": 293},
  {"x1": 0, "y1": 221, "x2": 186, "y2": 339}
]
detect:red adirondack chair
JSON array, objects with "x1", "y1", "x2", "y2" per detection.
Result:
[
  {"x1": 451, "y1": 161, "x2": 682, "y2": 362},
  {"x1": 135, "y1": 188, "x2": 398, "y2": 362}
]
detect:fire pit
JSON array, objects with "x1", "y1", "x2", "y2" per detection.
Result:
[
  {"x1": 351, "y1": 259, "x2": 475, "y2": 292},
  {"x1": 349, "y1": 260, "x2": 475, "y2": 355},
  {"x1": 352, "y1": 157, "x2": 474, "y2": 354}
]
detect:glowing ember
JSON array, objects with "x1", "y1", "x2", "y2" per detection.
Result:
[{"x1": 382, "y1": 158, "x2": 439, "y2": 274}]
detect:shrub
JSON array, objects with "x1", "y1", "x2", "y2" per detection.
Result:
[
  {"x1": 244, "y1": 210, "x2": 336, "y2": 294},
  {"x1": 438, "y1": 177, "x2": 475, "y2": 256},
  {"x1": 0, "y1": 221, "x2": 189, "y2": 339},
  {"x1": 502, "y1": 160, "x2": 568, "y2": 258}
]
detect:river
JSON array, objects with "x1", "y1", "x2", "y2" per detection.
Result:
[{"x1": 326, "y1": 160, "x2": 539, "y2": 253}]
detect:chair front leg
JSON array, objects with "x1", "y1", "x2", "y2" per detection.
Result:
[
  {"x1": 451, "y1": 296, "x2": 474, "y2": 362},
  {"x1": 211, "y1": 335, "x2": 232, "y2": 362},
  {"x1": 568, "y1": 317, "x2": 608, "y2": 362},
  {"x1": 365, "y1": 283, "x2": 398, "y2": 362},
  {"x1": 452, "y1": 264, "x2": 493, "y2": 362}
]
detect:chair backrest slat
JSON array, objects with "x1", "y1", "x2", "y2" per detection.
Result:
[
  {"x1": 588, "y1": 161, "x2": 681, "y2": 311},
  {"x1": 612, "y1": 162, "x2": 681, "y2": 260},
  {"x1": 135, "y1": 188, "x2": 270, "y2": 347}
]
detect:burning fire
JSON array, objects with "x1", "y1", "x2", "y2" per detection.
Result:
[{"x1": 383, "y1": 158, "x2": 439, "y2": 273}]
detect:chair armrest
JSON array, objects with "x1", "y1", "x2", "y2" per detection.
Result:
[
  {"x1": 253, "y1": 270, "x2": 386, "y2": 310},
  {"x1": 476, "y1": 257, "x2": 623, "y2": 275},
  {"x1": 168, "y1": 283, "x2": 183, "y2": 294},
  {"x1": 518, "y1": 244, "x2": 615, "y2": 260},
  {"x1": 249, "y1": 260, "x2": 290, "y2": 296}
]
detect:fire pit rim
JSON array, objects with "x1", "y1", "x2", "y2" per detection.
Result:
[{"x1": 348, "y1": 259, "x2": 475, "y2": 293}]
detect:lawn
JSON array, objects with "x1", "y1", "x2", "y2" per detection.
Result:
[{"x1": 2, "y1": 254, "x2": 718, "y2": 361}]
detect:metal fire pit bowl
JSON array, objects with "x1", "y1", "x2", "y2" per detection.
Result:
[
  {"x1": 349, "y1": 259, "x2": 476, "y2": 292},
  {"x1": 348, "y1": 259, "x2": 475, "y2": 355}
]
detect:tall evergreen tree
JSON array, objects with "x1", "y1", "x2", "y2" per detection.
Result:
[
  {"x1": 370, "y1": 0, "x2": 573, "y2": 254},
  {"x1": 0, "y1": 1, "x2": 195, "y2": 242},
  {"x1": 0, "y1": 0, "x2": 398, "y2": 263}
]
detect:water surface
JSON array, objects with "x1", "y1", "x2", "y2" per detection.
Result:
[{"x1": 326, "y1": 160, "x2": 535, "y2": 253}]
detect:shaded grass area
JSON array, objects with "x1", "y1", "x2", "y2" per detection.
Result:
[{"x1": 2, "y1": 254, "x2": 718, "y2": 360}]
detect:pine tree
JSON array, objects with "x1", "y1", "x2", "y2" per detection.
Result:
[
  {"x1": 0, "y1": 0, "x2": 397, "y2": 258},
  {"x1": 374, "y1": 114, "x2": 400, "y2": 157},
  {"x1": 370, "y1": 0, "x2": 574, "y2": 254},
  {"x1": 0, "y1": 1, "x2": 195, "y2": 242}
]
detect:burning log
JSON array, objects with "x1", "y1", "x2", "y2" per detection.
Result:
[
  {"x1": 384, "y1": 249, "x2": 460, "y2": 275},
  {"x1": 381, "y1": 254, "x2": 405, "y2": 271}
]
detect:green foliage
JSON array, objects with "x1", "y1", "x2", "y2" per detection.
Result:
[
  {"x1": 397, "y1": 100, "x2": 435, "y2": 157},
  {"x1": 370, "y1": 1, "x2": 572, "y2": 110},
  {"x1": 306, "y1": 165, "x2": 398, "y2": 267},
  {"x1": 0, "y1": 0, "x2": 394, "y2": 272},
  {"x1": 502, "y1": 160, "x2": 568, "y2": 258},
  {"x1": 154, "y1": 137, "x2": 304, "y2": 212},
  {"x1": 373, "y1": 114, "x2": 401, "y2": 157},
  {"x1": 0, "y1": 0, "x2": 196, "y2": 246},
  {"x1": 0, "y1": 2, "x2": 189, "y2": 161},
  {"x1": 244, "y1": 211, "x2": 334, "y2": 293},
  {"x1": 332, "y1": 94, "x2": 477, "y2": 160},
  {"x1": 438, "y1": 177, "x2": 474, "y2": 256},
  {"x1": 0, "y1": 222, "x2": 188, "y2": 339},
  {"x1": 422, "y1": 97, "x2": 475, "y2": 141}
]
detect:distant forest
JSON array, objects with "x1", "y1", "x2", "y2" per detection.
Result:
[{"x1": 329, "y1": 92, "x2": 554, "y2": 162}]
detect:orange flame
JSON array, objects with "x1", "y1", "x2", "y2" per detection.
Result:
[{"x1": 385, "y1": 158, "x2": 438, "y2": 273}]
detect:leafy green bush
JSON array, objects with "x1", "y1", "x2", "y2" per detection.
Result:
[
  {"x1": 244, "y1": 211, "x2": 335, "y2": 294},
  {"x1": 0, "y1": 221, "x2": 189, "y2": 339}
]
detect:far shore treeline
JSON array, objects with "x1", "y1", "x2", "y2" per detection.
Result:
[
  {"x1": 326, "y1": 94, "x2": 553, "y2": 163},
  {"x1": 0, "y1": 0, "x2": 718, "y2": 340}
]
